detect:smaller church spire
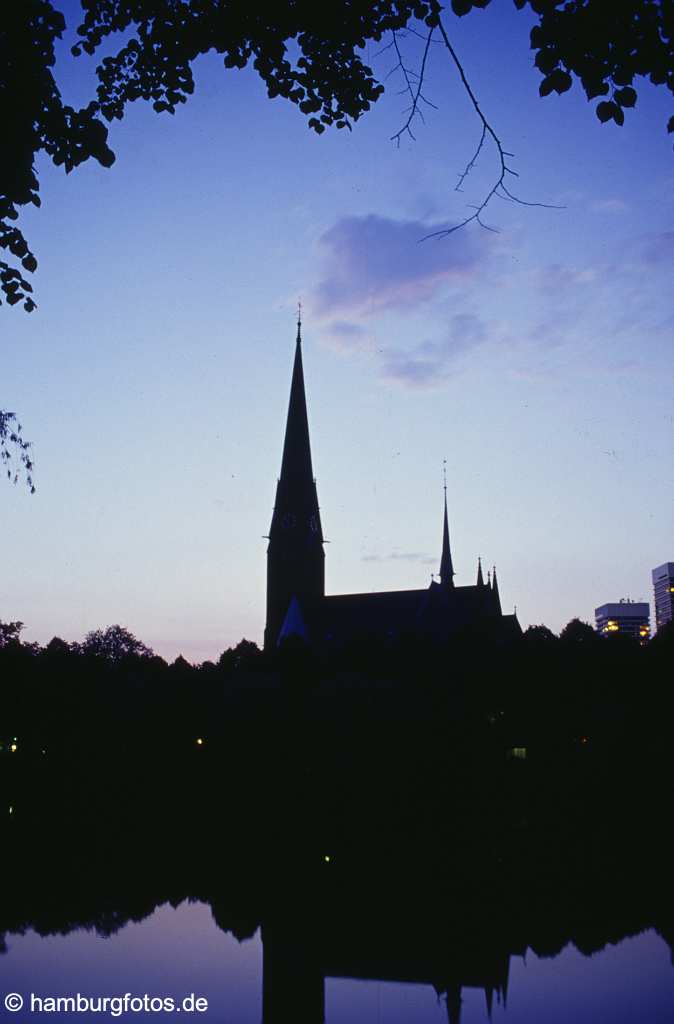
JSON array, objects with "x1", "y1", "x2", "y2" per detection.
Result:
[
  {"x1": 477, "y1": 556, "x2": 484, "y2": 587},
  {"x1": 492, "y1": 565, "x2": 501, "y2": 613},
  {"x1": 439, "y1": 462, "x2": 455, "y2": 587}
]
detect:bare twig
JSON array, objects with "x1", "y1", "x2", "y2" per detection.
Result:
[
  {"x1": 456, "y1": 123, "x2": 486, "y2": 192},
  {"x1": 422, "y1": 17, "x2": 563, "y2": 240},
  {"x1": 390, "y1": 27, "x2": 436, "y2": 146}
]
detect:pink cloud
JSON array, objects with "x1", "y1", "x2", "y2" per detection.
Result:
[{"x1": 310, "y1": 215, "x2": 492, "y2": 318}]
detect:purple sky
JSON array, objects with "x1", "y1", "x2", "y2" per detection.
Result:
[{"x1": 3, "y1": 2, "x2": 673, "y2": 661}]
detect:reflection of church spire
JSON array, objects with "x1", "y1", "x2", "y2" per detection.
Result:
[
  {"x1": 439, "y1": 462, "x2": 455, "y2": 588},
  {"x1": 445, "y1": 984, "x2": 462, "y2": 1024}
]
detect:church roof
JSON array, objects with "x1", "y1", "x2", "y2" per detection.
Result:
[{"x1": 296, "y1": 582, "x2": 510, "y2": 647}]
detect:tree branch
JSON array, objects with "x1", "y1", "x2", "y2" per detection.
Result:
[
  {"x1": 422, "y1": 16, "x2": 562, "y2": 240},
  {"x1": 390, "y1": 28, "x2": 437, "y2": 146},
  {"x1": 0, "y1": 411, "x2": 35, "y2": 492}
]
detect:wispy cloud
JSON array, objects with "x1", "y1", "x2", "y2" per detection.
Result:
[
  {"x1": 589, "y1": 198, "x2": 629, "y2": 214},
  {"x1": 310, "y1": 214, "x2": 492, "y2": 319},
  {"x1": 380, "y1": 313, "x2": 491, "y2": 390},
  {"x1": 639, "y1": 230, "x2": 674, "y2": 265},
  {"x1": 320, "y1": 319, "x2": 375, "y2": 352},
  {"x1": 362, "y1": 551, "x2": 436, "y2": 564},
  {"x1": 536, "y1": 264, "x2": 598, "y2": 292},
  {"x1": 308, "y1": 215, "x2": 673, "y2": 391}
]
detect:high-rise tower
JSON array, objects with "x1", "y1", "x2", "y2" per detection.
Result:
[
  {"x1": 264, "y1": 319, "x2": 324, "y2": 649},
  {"x1": 652, "y1": 562, "x2": 674, "y2": 631}
]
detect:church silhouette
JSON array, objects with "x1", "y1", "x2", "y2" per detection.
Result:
[{"x1": 264, "y1": 319, "x2": 519, "y2": 650}]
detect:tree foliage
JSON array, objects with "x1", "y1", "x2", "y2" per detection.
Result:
[
  {"x1": 2, "y1": 1, "x2": 673, "y2": 314},
  {"x1": 0, "y1": 411, "x2": 35, "y2": 492},
  {"x1": 559, "y1": 617, "x2": 599, "y2": 645},
  {"x1": 0, "y1": 619, "x2": 25, "y2": 648},
  {"x1": 82, "y1": 623, "x2": 154, "y2": 660},
  {"x1": 522, "y1": 623, "x2": 559, "y2": 647}
]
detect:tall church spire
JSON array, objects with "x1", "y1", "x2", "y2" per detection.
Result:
[
  {"x1": 265, "y1": 319, "x2": 324, "y2": 649},
  {"x1": 439, "y1": 463, "x2": 455, "y2": 588},
  {"x1": 477, "y1": 557, "x2": 484, "y2": 587},
  {"x1": 277, "y1": 311, "x2": 314, "y2": 486}
]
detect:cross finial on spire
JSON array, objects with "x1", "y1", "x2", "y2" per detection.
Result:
[
  {"x1": 443, "y1": 457, "x2": 447, "y2": 495},
  {"x1": 297, "y1": 300, "x2": 302, "y2": 341}
]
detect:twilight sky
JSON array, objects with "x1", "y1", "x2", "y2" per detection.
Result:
[{"x1": 3, "y1": 2, "x2": 673, "y2": 662}]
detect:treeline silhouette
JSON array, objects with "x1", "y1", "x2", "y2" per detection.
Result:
[
  {"x1": 1, "y1": 615, "x2": 673, "y2": 857},
  {"x1": 1, "y1": 717, "x2": 673, "y2": 1024},
  {"x1": 2, "y1": 616, "x2": 674, "y2": 1022}
]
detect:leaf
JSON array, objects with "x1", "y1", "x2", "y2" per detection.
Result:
[
  {"x1": 539, "y1": 76, "x2": 555, "y2": 97},
  {"x1": 552, "y1": 69, "x2": 572, "y2": 94},
  {"x1": 596, "y1": 101, "x2": 615, "y2": 123},
  {"x1": 668, "y1": 116, "x2": 674, "y2": 134},
  {"x1": 615, "y1": 86, "x2": 636, "y2": 108},
  {"x1": 22, "y1": 255, "x2": 37, "y2": 273},
  {"x1": 535, "y1": 49, "x2": 558, "y2": 75}
]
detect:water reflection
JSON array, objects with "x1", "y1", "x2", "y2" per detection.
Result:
[
  {"x1": 1, "y1": 736, "x2": 674, "y2": 1023},
  {"x1": 2, "y1": 903, "x2": 673, "y2": 1024}
]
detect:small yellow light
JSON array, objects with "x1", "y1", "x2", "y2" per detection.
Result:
[
  {"x1": 323, "y1": 855, "x2": 331, "y2": 863},
  {"x1": 196, "y1": 738, "x2": 204, "y2": 746},
  {"x1": 10, "y1": 744, "x2": 17, "y2": 753}
]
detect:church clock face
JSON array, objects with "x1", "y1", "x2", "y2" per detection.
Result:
[{"x1": 282, "y1": 512, "x2": 297, "y2": 529}]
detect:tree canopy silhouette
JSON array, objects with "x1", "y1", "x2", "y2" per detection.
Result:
[
  {"x1": 559, "y1": 617, "x2": 598, "y2": 645},
  {"x1": 82, "y1": 623, "x2": 154, "y2": 660},
  {"x1": 3, "y1": 2, "x2": 673, "y2": 488},
  {"x1": 2, "y1": 0, "x2": 673, "y2": 314}
]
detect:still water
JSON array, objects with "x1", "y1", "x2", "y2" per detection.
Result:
[{"x1": 2, "y1": 901, "x2": 673, "y2": 1023}]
